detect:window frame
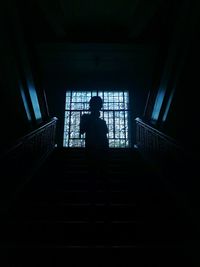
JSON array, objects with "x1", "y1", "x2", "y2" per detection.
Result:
[{"x1": 63, "y1": 89, "x2": 130, "y2": 148}]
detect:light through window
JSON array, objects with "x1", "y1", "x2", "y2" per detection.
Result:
[{"x1": 63, "y1": 90, "x2": 129, "y2": 148}]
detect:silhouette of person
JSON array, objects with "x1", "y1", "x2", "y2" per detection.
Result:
[
  {"x1": 80, "y1": 96, "x2": 109, "y2": 149},
  {"x1": 80, "y1": 96, "x2": 110, "y2": 215}
]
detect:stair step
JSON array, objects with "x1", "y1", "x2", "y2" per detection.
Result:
[
  {"x1": 3, "y1": 148, "x2": 196, "y2": 266},
  {"x1": 2, "y1": 246, "x2": 194, "y2": 267},
  {"x1": 1, "y1": 220, "x2": 187, "y2": 247},
  {"x1": 11, "y1": 203, "x2": 169, "y2": 222}
]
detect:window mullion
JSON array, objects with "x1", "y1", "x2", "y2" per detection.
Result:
[
  {"x1": 123, "y1": 91, "x2": 126, "y2": 146},
  {"x1": 68, "y1": 91, "x2": 72, "y2": 147},
  {"x1": 113, "y1": 110, "x2": 115, "y2": 139}
]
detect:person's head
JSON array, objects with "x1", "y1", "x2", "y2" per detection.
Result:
[{"x1": 89, "y1": 96, "x2": 103, "y2": 112}]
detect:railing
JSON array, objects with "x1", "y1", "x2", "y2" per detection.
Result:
[
  {"x1": 135, "y1": 118, "x2": 184, "y2": 163},
  {"x1": 135, "y1": 118, "x2": 198, "y2": 226},
  {"x1": 0, "y1": 117, "x2": 58, "y2": 205},
  {"x1": 2, "y1": 117, "x2": 58, "y2": 158}
]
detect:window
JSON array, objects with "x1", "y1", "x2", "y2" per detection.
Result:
[
  {"x1": 151, "y1": 88, "x2": 166, "y2": 121},
  {"x1": 63, "y1": 90, "x2": 130, "y2": 148},
  {"x1": 28, "y1": 84, "x2": 42, "y2": 121},
  {"x1": 162, "y1": 88, "x2": 175, "y2": 122},
  {"x1": 19, "y1": 81, "x2": 32, "y2": 121}
]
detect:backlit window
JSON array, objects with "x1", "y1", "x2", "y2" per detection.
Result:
[{"x1": 63, "y1": 90, "x2": 129, "y2": 148}]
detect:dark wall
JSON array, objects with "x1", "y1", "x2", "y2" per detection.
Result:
[
  {"x1": 0, "y1": 1, "x2": 49, "y2": 154},
  {"x1": 38, "y1": 44, "x2": 156, "y2": 147},
  {"x1": 143, "y1": 0, "x2": 200, "y2": 153},
  {"x1": 165, "y1": 27, "x2": 200, "y2": 153},
  {"x1": 43, "y1": 74, "x2": 150, "y2": 147},
  {"x1": 161, "y1": 0, "x2": 200, "y2": 153},
  {"x1": 0, "y1": 2, "x2": 29, "y2": 152}
]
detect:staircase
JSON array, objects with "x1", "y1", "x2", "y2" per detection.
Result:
[{"x1": 1, "y1": 148, "x2": 198, "y2": 266}]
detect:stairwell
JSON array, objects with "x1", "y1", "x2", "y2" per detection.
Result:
[{"x1": 1, "y1": 148, "x2": 198, "y2": 266}]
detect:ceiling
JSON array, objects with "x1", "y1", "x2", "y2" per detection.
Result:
[
  {"x1": 16, "y1": 0, "x2": 180, "y2": 86},
  {"x1": 18, "y1": 0, "x2": 176, "y2": 44}
]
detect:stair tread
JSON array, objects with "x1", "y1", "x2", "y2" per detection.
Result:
[{"x1": 3, "y1": 149, "x2": 196, "y2": 256}]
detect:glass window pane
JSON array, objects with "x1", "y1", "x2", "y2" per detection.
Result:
[{"x1": 64, "y1": 90, "x2": 129, "y2": 148}]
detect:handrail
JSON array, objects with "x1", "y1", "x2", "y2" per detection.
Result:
[
  {"x1": 0, "y1": 116, "x2": 58, "y2": 208},
  {"x1": 135, "y1": 117, "x2": 182, "y2": 150},
  {"x1": 1, "y1": 117, "x2": 58, "y2": 159},
  {"x1": 21, "y1": 117, "x2": 58, "y2": 141}
]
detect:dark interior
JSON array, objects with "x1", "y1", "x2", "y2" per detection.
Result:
[{"x1": 1, "y1": 0, "x2": 200, "y2": 266}]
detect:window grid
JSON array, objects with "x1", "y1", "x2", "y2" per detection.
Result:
[{"x1": 63, "y1": 90, "x2": 129, "y2": 148}]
